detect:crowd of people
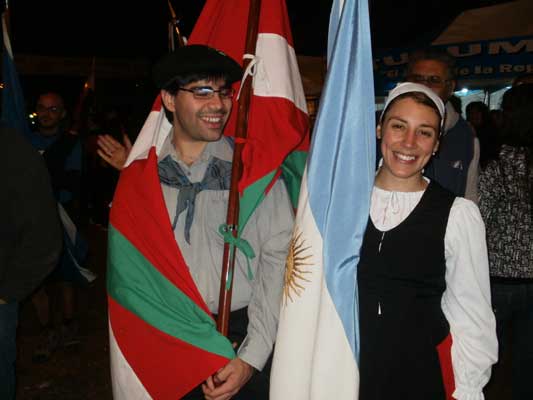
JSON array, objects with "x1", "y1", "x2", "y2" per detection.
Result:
[{"x1": 1, "y1": 40, "x2": 532, "y2": 400}]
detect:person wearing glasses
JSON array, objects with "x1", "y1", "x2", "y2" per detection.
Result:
[
  {"x1": 27, "y1": 92, "x2": 90, "y2": 363},
  {"x1": 108, "y1": 45, "x2": 293, "y2": 400},
  {"x1": 404, "y1": 49, "x2": 478, "y2": 201}
]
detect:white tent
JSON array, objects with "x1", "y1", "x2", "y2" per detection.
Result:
[
  {"x1": 434, "y1": 0, "x2": 533, "y2": 111},
  {"x1": 374, "y1": 0, "x2": 533, "y2": 101},
  {"x1": 433, "y1": 0, "x2": 533, "y2": 45}
]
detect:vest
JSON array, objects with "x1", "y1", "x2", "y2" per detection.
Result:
[{"x1": 358, "y1": 181, "x2": 455, "y2": 400}]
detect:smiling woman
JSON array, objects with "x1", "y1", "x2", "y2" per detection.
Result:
[
  {"x1": 357, "y1": 82, "x2": 498, "y2": 400},
  {"x1": 376, "y1": 90, "x2": 441, "y2": 192}
]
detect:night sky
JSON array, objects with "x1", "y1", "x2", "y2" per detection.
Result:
[
  {"x1": 2, "y1": 0, "x2": 514, "y2": 130},
  {"x1": 5, "y1": 0, "x2": 514, "y2": 58}
]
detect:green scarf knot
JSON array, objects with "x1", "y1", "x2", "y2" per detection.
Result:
[{"x1": 218, "y1": 224, "x2": 256, "y2": 289}]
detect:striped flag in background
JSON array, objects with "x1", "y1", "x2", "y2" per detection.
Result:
[
  {"x1": 107, "y1": 0, "x2": 309, "y2": 398},
  {"x1": 270, "y1": 0, "x2": 376, "y2": 398}
]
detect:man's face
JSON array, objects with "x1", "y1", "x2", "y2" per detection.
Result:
[
  {"x1": 406, "y1": 60, "x2": 455, "y2": 102},
  {"x1": 162, "y1": 78, "x2": 233, "y2": 145},
  {"x1": 35, "y1": 93, "x2": 66, "y2": 135}
]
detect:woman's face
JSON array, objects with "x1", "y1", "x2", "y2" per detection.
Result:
[{"x1": 377, "y1": 97, "x2": 440, "y2": 190}]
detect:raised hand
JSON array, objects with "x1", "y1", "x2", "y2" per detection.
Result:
[{"x1": 96, "y1": 133, "x2": 132, "y2": 171}]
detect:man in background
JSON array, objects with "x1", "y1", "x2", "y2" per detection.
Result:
[
  {"x1": 405, "y1": 48, "x2": 478, "y2": 200},
  {"x1": 27, "y1": 91, "x2": 90, "y2": 362}
]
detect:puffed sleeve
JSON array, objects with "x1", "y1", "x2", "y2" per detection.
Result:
[
  {"x1": 237, "y1": 179, "x2": 294, "y2": 370},
  {"x1": 441, "y1": 197, "x2": 498, "y2": 400}
]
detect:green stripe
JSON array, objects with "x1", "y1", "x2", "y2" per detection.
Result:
[
  {"x1": 281, "y1": 150, "x2": 308, "y2": 209},
  {"x1": 239, "y1": 150, "x2": 307, "y2": 230},
  {"x1": 107, "y1": 226, "x2": 235, "y2": 360},
  {"x1": 238, "y1": 171, "x2": 275, "y2": 230}
]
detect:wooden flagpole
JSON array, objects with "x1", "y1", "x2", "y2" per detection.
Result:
[
  {"x1": 167, "y1": 0, "x2": 185, "y2": 51},
  {"x1": 69, "y1": 57, "x2": 95, "y2": 135},
  {"x1": 3, "y1": 0, "x2": 10, "y2": 34},
  {"x1": 217, "y1": 0, "x2": 262, "y2": 336}
]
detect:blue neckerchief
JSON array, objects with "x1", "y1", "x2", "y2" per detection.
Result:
[{"x1": 158, "y1": 154, "x2": 232, "y2": 243}]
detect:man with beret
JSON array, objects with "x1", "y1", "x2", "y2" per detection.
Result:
[{"x1": 110, "y1": 45, "x2": 293, "y2": 400}]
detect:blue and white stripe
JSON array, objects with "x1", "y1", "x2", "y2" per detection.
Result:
[{"x1": 271, "y1": 0, "x2": 375, "y2": 398}]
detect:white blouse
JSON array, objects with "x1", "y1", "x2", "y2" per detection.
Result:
[{"x1": 370, "y1": 184, "x2": 498, "y2": 400}]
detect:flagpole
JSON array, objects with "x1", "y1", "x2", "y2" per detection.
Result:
[
  {"x1": 69, "y1": 58, "x2": 95, "y2": 135},
  {"x1": 167, "y1": 0, "x2": 185, "y2": 51},
  {"x1": 3, "y1": 0, "x2": 10, "y2": 35},
  {"x1": 217, "y1": 0, "x2": 262, "y2": 336}
]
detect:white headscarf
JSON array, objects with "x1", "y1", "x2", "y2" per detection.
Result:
[{"x1": 380, "y1": 82, "x2": 446, "y2": 132}]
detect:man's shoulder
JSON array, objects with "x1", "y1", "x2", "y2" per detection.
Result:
[
  {"x1": 1, "y1": 128, "x2": 43, "y2": 166},
  {"x1": 453, "y1": 115, "x2": 474, "y2": 135}
]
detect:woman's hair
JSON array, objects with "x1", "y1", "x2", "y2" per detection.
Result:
[
  {"x1": 380, "y1": 91, "x2": 442, "y2": 131},
  {"x1": 499, "y1": 83, "x2": 533, "y2": 148}
]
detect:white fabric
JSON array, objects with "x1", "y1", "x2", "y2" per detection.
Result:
[
  {"x1": 109, "y1": 320, "x2": 151, "y2": 400},
  {"x1": 158, "y1": 135, "x2": 294, "y2": 371},
  {"x1": 270, "y1": 169, "x2": 359, "y2": 400},
  {"x1": 371, "y1": 184, "x2": 498, "y2": 400},
  {"x1": 254, "y1": 33, "x2": 308, "y2": 113},
  {"x1": 381, "y1": 82, "x2": 446, "y2": 129}
]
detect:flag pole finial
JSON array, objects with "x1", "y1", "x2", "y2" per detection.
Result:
[{"x1": 167, "y1": 0, "x2": 185, "y2": 50}]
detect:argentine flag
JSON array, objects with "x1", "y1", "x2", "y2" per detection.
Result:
[{"x1": 270, "y1": 0, "x2": 376, "y2": 398}]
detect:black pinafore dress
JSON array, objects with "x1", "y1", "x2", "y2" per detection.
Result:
[{"x1": 358, "y1": 181, "x2": 456, "y2": 400}]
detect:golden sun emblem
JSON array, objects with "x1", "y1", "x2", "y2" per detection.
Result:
[{"x1": 283, "y1": 230, "x2": 313, "y2": 303}]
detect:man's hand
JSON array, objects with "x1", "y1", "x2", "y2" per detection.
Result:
[
  {"x1": 202, "y1": 357, "x2": 254, "y2": 400},
  {"x1": 96, "y1": 134, "x2": 132, "y2": 171}
]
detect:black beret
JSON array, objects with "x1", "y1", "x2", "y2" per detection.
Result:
[{"x1": 152, "y1": 45, "x2": 243, "y2": 89}]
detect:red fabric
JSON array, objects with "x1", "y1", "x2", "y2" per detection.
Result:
[
  {"x1": 189, "y1": 0, "x2": 310, "y2": 195},
  {"x1": 109, "y1": 297, "x2": 228, "y2": 400},
  {"x1": 109, "y1": 149, "x2": 231, "y2": 398},
  {"x1": 242, "y1": 96, "x2": 309, "y2": 194},
  {"x1": 110, "y1": 149, "x2": 209, "y2": 315},
  {"x1": 437, "y1": 333, "x2": 456, "y2": 400}
]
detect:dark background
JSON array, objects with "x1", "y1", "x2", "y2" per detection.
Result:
[
  {"x1": 5, "y1": 0, "x2": 514, "y2": 57},
  {"x1": 2, "y1": 0, "x2": 515, "y2": 133}
]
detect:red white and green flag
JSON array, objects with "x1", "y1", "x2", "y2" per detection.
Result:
[{"x1": 107, "y1": 0, "x2": 309, "y2": 398}]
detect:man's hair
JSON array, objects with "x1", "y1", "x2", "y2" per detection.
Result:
[
  {"x1": 36, "y1": 91, "x2": 65, "y2": 108},
  {"x1": 162, "y1": 72, "x2": 230, "y2": 95},
  {"x1": 406, "y1": 48, "x2": 457, "y2": 81},
  {"x1": 466, "y1": 101, "x2": 489, "y2": 120}
]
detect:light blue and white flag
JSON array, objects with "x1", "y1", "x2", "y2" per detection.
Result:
[
  {"x1": 270, "y1": 0, "x2": 375, "y2": 398},
  {"x1": 58, "y1": 204, "x2": 96, "y2": 284},
  {"x1": 1, "y1": 12, "x2": 32, "y2": 138}
]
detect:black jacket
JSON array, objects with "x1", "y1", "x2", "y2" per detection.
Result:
[{"x1": 0, "y1": 127, "x2": 62, "y2": 301}]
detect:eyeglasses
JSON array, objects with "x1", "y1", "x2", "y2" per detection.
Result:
[
  {"x1": 36, "y1": 105, "x2": 63, "y2": 114},
  {"x1": 406, "y1": 74, "x2": 450, "y2": 87},
  {"x1": 178, "y1": 86, "x2": 235, "y2": 100}
]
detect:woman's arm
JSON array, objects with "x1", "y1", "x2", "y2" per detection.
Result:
[{"x1": 441, "y1": 198, "x2": 498, "y2": 400}]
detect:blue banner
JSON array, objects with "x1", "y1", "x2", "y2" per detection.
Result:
[{"x1": 374, "y1": 35, "x2": 533, "y2": 96}]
